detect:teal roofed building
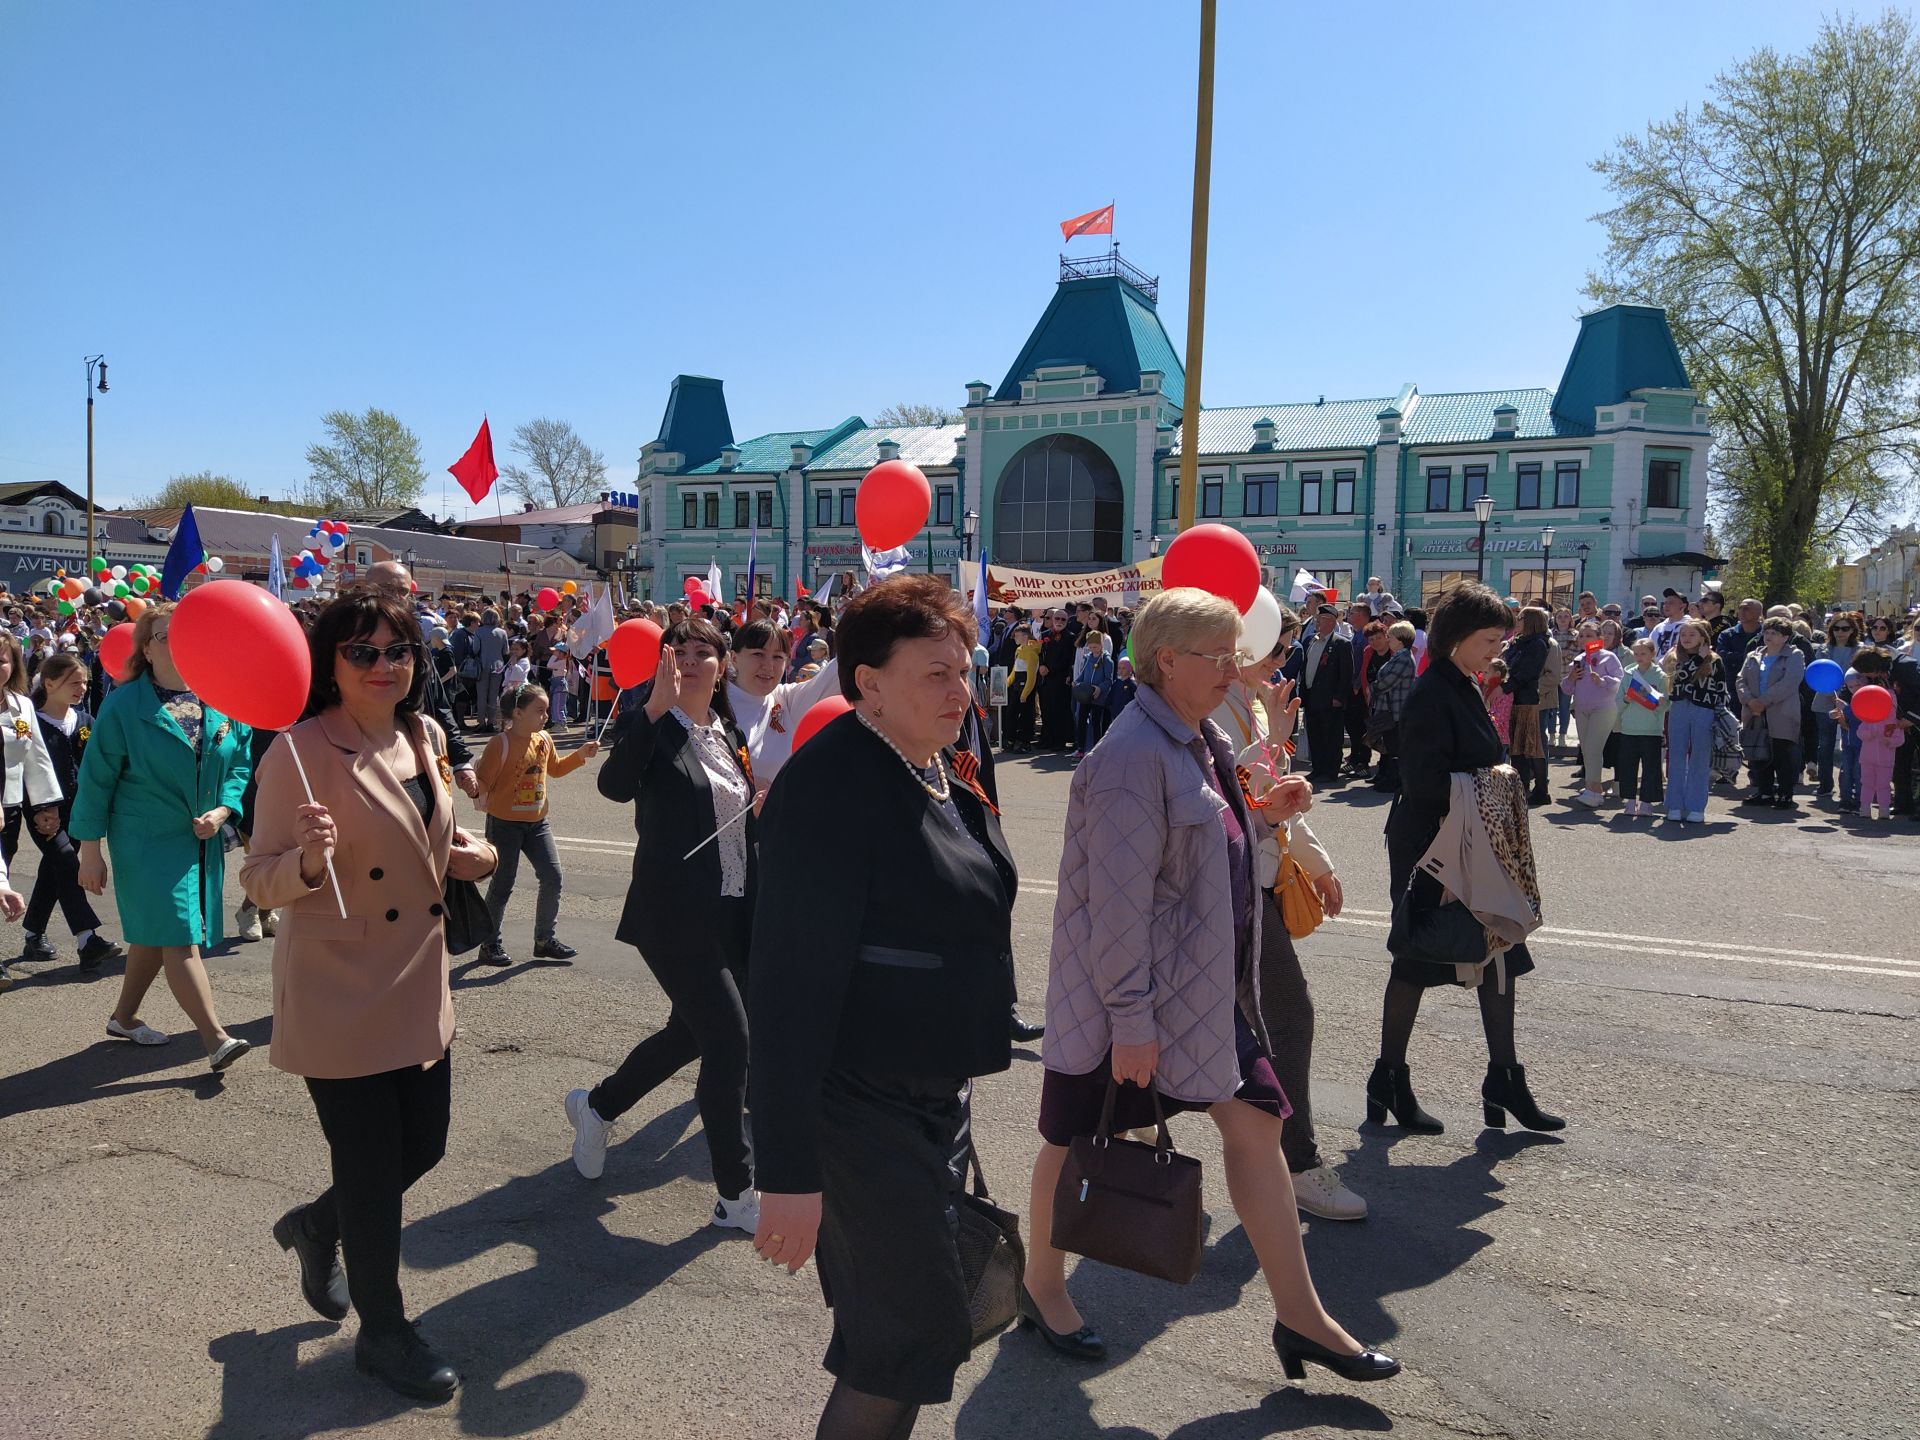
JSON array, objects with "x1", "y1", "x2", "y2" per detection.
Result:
[{"x1": 626, "y1": 254, "x2": 1716, "y2": 610}]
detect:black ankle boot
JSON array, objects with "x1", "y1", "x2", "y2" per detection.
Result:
[
  {"x1": 1482, "y1": 1063, "x2": 1566, "y2": 1132},
  {"x1": 272, "y1": 1204, "x2": 349, "y2": 1321},
  {"x1": 355, "y1": 1322, "x2": 460, "y2": 1403},
  {"x1": 1364, "y1": 1059, "x2": 1444, "y2": 1133}
]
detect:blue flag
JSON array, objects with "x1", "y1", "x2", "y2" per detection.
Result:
[
  {"x1": 267, "y1": 531, "x2": 284, "y2": 600},
  {"x1": 974, "y1": 547, "x2": 990, "y2": 638},
  {"x1": 161, "y1": 504, "x2": 204, "y2": 600}
]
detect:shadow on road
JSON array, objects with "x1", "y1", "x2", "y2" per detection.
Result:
[
  {"x1": 0, "y1": 1012, "x2": 273, "y2": 1117},
  {"x1": 205, "y1": 1098, "x2": 719, "y2": 1439}
]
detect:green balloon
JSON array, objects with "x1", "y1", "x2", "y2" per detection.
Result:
[
  {"x1": 57, "y1": 599, "x2": 75, "y2": 616},
  {"x1": 113, "y1": 581, "x2": 130, "y2": 598},
  {"x1": 89, "y1": 555, "x2": 106, "y2": 571}
]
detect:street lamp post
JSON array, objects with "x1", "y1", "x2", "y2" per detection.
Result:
[
  {"x1": 1540, "y1": 526, "x2": 1556, "y2": 609},
  {"x1": 1575, "y1": 541, "x2": 1591, "y2": 599},
  {"x1": 1473, "y1": 493, "x2": 1495, "y2": 583},
  {"x1": 1149, "y1": 534, "x2": 1162, "y2": 558},
  {"x1": 84, "y1": 355, "x2": 108, "y2": 562},
  {"x1": 961, "y1": 508, "x2": 978, "y2": 561}
]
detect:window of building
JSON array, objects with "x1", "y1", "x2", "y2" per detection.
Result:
[
  {"x1": 1510, "y1": 568, "x2": 1576, "y2": 610},
  {"x1": 1554, "y1": 461, "x2": 1580, "y2": 508},
  {"x1": 1302, "y1": 568, "x2": 1355, "y2": 602},
  {"x1": 992, "y1": 433, "x2": 1125, "y2": 565},
  {"x1": 1167, "y1": 478, "x2": 1179, "y2": 519},
  {"x1": 1332, "y1": 469, "x2": 1356, "y2": 515},
  {"x1": 935, "y1": 485, "x2": 955, "y2": 526},
  {"x1": 1244, "y1": 475, "x2": 1278, "y2": 516},
  {"x1": 1201, "y1": 475, "x2": 1224, "y2": 518},
  {"x1": 1299, "y1": 470, "x2": 1322, "y2": 515},
  {"x1": 1426, "y1": 467, "x2": 1452, "y2": 512},
  {"x1": 703, "y1": 493, "x2": 719, "y2": 529},
  {"x1": 41, "y1": 512, "x2": 60, "y2": 536},
  {"x1": 640, "y1": 494, "x2": 651, "y2": 532},
  {"x1": 684, "y1": 494, "x2": 699, "y2": 529},
  {"x1": 839, "y1": 489, "x2": 857, "y2": 526},
  {"x1": 1516, "y1": 462, "x2": 1542, "y2": 510},
  {"x1": 1648, "y1": 458, "x2": 1681, "y2": 509},
  {"x1": 757, "y1": 492, "x2": 773, "y2": 528},
  {"x1": 1420, "y1": 570, "x2": 1479, "y2": 608},
  {"x1": 815, "y1": 490, "x2": 833, "y2": 527},
  {"x1": 734, "y1": 493, "x2": 750, "y2": 529},
  {"x1": 1462, "y1": 464, "x2": 1488, "y2": 511}
]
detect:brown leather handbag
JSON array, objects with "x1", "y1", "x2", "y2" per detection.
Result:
[{"x1": 1050, "y1": 1079, "x2": 1205, "y2": 1284}]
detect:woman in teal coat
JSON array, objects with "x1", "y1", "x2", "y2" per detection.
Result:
[{"x1": 73, "y1": 601, "x2": 254, "y2": 1071}]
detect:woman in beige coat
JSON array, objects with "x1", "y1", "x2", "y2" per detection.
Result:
[{"x1": 242, "y1": 591, "x2": 496, "y2": 1406}]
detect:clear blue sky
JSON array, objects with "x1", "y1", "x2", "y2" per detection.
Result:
[{"x1": 0, "y1": 0, "x2": 1837, "y2": 521}]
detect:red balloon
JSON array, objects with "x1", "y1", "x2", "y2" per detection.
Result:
[
  {"x1": 1852, "y1": 684, "x2": 1895, "y2": 724},
  {"x1": 855, "y1": 460, "x2": 932, "y2": 552},
  {"x1": 535, "y1": 587, "x2": 560, "y2": 612},
  {"x1": 1160, "y1": 523, "x2": 1262, "y2": 614},
  {"x1": 792, "y1": 694, "x2": 853, "y2": 753},
  {"x1": 170, "y1": 580, "x2": 310, "y2": 731},
  {"x1": 606, "y1": 618, "x2": 664, "y2": 688},
  {"x1": 98, "y1": 623, "x2": 138, "y2": 683},
  {"x1": 683, "y1": 576, "x2": 705, "y2": 596}
]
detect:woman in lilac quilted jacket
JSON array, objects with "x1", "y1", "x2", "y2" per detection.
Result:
[{"x1": 1020, "y1": 588, "x2": 1400, "y2": 1387}]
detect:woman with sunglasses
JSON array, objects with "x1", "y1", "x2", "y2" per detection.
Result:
[
  {"x1": 241, "y1": 592, "x2": 497, "y2": 1403},
  {"x1": 1812, "y1": 613, "x2": 1862, "y2": 802},
  {"x1": 72, "y1": 602, "x2": 253, "y2": 1071}
]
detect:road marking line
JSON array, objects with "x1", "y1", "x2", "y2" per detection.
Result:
[{"x1": 1321, "y1": 916, "x2": 1920, "y2": 980}]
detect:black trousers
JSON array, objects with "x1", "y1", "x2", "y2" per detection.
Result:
[
  {"x1": 1751, "y1": 738, "x2": 1801, "y2": 804},
  {"x1": 1004, "y1": 687, "x2": 1035, "y2": 749},
  {"x1": 1344, "y1": 699, "x2": 1372, "y2": 770},
  {"x1": 1614, "y1": 733, "x2": 1664, "y2": 803},
  {"x1": 23, "y1": 811, "x2": 101, "y2": 938},
  {"x1": 1255, "y1": 894, "x2": 1321, "y2": 1174},
  {"x1": 304, "y1": 1053, "x2": 452, "y2": 1334},
  {"x1": 1895, "y1": 729, "x2": 1916, "y2": 814},
  {"x1": 591, "y1": 899, "x2": 751, "y2": 1199},
  {"x1": 1304, "y1": 705, "x2": 1345, "y2": 779}
]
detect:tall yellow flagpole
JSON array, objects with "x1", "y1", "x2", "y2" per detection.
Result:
[{"x1": 1176, "y1": 0, "x2": 1216, "y2": 535}]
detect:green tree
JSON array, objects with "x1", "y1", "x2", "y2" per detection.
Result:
[
  {"x1": 135, "y1": 470, "x2": 303, "y2": 514},
  {"x1": 1587, "y1": 10, "x2": 1920, "y2": 603},
  {"x1": 500, "y1": 417, "x2": 608, "y2": 508},
  {"x1": 872, "y1": 402, "x2": 958, "y2": 426},
  {"x1": 303, "y1": 408, "x2": 426, "y2": 510}
]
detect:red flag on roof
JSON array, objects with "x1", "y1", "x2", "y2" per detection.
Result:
[
  {"x1": 449, "y1": 417, "x2": 499, "y2": 504},
  {"x1": 1059, "y1": 203, "x2": 1114, "y2": 241}
]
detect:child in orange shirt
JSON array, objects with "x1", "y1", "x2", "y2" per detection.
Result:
[{"x1": 474, "y1": 683, "x2": 597, "y2": 966}]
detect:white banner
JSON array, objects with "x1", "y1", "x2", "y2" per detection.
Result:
[{"x1": 959, "y1": 557, "x2": 1164, "y2": 609}]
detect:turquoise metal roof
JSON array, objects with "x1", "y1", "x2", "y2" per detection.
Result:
[
  {"x1": 1172, "y1": 398, "x2": 1394, "y2": 455},
  {"x1": 686, "y1": 426, "x2": 839, "y2": 475},
  {"x1": 1400, "y1": 388, "x2": 1562, "y2": 444},
  {"x1": 654, "y1": 375, "x2": 734, "y2": 471},
  {"x1": 997, "y1": 275, "x2": 1185, "y2": 406},
  {"x1": 806, "y1": 422, "x2": 963, "y2": 472},
  {"x1": 1551, "y1": 304, "x2": 1691, "y2": 431}
]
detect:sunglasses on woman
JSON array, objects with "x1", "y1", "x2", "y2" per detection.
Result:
[{"x1": 337, "y1": 641, "x2": 421, "y2": 668}]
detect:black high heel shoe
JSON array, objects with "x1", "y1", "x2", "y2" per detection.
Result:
[
  {"x1": 1364, "y1": 1059, "x2": 1444, "y2": 1133},
  {"x1": 1016, "y1": 1286, "x2": 1106, "y2": 1360},
  {"x1": 1482, "y1": 1063, "x2": 1566, "y2": 1132},
  {"x1": 1272, "y1": 1320, "x2": 1401, "y2": 1383}
]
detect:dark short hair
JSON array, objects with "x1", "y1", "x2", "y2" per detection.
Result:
[
  {"x1": 731, "y1": 619, "x2": 788, "y2": 655},
  {"x1": 1853, "y1": 648, "x2": 1891, "y2": 674},
  {"x1": 658, "y1": 616, "x2": 737, "y2": 729},
  {"x1": 304, "y1": 592, "x2": 427, "y2": 719},
  {"x1": 1426, "y1": 581, "x2": 1513, "y2": 662},
  {"x1": 835, "y1": 574, "x2": 977, "y2": 703}
]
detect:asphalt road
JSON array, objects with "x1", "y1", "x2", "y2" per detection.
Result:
[{"x1": 1, "y1": 733, "x2": 1915, "y2": 1440}]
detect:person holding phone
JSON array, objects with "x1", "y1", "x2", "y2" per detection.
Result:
[{"x1": 1562, "y1": 621, "x2": 1624, "y2": 808}]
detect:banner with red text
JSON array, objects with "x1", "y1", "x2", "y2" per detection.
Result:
[{"x1": 960, "y1": 557, "x2": 1164, "y2": 609}]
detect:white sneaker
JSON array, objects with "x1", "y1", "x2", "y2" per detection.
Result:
[
  {"x1": 711, "y1": 1187, "x2": 760, "y2": 1233},
  {"x1": 106, "y1": 1017, "x2": 170, "y2": 1045},
  {"x1": 1575, "y1": 789, "x2": 1604, "y2": 808},
  {"x1": 1292, "y1": 1163, "x2": 1368, "y2": 1221},
  {"x1": 235, "y1": 903, "x2": 263, "y2": 943},
  {"x1": 565, "y1": 1088, "x2": 611, "y2": 1180},
  {"x1": 262, "y1": 909, "x2": 278, "y2": 938}
]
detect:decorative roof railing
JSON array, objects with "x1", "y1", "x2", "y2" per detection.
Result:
[{"x1": 1059, "y1": 245, "x2": 1158, "y2": 302}]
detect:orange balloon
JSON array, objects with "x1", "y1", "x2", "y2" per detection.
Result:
[
  {"x1": 561, "y1": 580, "x2": 578, "y2": 595},
  {"x1": 123, "y1": 597, "x2": 146, "y2": 619}
]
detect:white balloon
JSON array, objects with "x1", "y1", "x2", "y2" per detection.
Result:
[
  {"x1": 206, "y1": 556, "x2": 225, "y2": 572},
  {"x1": 1240, "y1": 586, "x2": 1284, "y2": 663},
  {"x1": 111, "y1": 565, "x2": 127, "y2": 580}
]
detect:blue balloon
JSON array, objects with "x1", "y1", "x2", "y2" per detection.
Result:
[
  {"x1": 1806, "y1": 657, "x2": 1845, "y2": 692},
  {"x1": 972, "y1": 645, "x2": 990, "y2": 668}
]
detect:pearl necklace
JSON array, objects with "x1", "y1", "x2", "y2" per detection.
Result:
[{"x1": 858, "y1": 711, "x2": 951, "y2": 802}]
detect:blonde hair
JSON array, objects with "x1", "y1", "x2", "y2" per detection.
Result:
[
  {"x1": 125, "y1": 601, "x2": 177, "y2": 683},
  {"x1": 1131, "y1": 588, "x2": 1242, "y2": 690},
  {"x1": 1517, "y1": 606, "x2": 1551, "y2": 637},
  {"x1": 1387, "y1": 620, "x2": 1416, "y2": 648},
  {"x1": 1662, "y1": 618, "x2": 1716, "y2": 678}
]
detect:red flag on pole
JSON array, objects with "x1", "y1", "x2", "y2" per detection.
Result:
[
  {"x1": 1059, "y1": 203, "x2": 1114, "y2": 240},
  {"x1": 449, "y1": 417, "x2": 499, "y2": 504}
]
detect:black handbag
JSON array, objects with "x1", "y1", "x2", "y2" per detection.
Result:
[
  {"x1": 955, "y1": 1139, "x2": 1025, "y2": 1348},
  {"x1": 1051, "y1": 1079, "x2": 1205, "y2": 1285},
  {"x1": 1386, "y1": 885, "x2": 1488, "y2": 968},
  {"x1": 441, "y1": 875, "x2": 493, "y2": 955}
]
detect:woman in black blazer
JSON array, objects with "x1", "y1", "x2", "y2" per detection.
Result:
[
  {"x1": 23, "y1": 653, "x2": 119, "y2": 970},
  {"x1": 750, "y1": 575, "x2": 1016, "y2": 1440},
  {"x1": 564, "y1": 616, "x2": 761, "y2": 1232}
]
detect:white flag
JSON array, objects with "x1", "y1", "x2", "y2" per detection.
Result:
[
  {"x1": 811, "y1": 571, "x2": 836, "y2": 607},
  {"x1": 862, "y1": 544, "x2": 911, "y2": 580},
  {"x1": 707, "y1": 558, "x2": 724, "y2": 602},
  {"x1": 572, "y1": 582, "x2": 616, "y2": 654},
  {"x1": 1288, "y1": 567, "x2": 1319, "y2": 604}
]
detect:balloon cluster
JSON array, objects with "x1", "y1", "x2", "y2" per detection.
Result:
[
  {"x1": 64, "y1": 556, "x2": 168, "y2": 619},
  {"x1": 683, "y1": 575, "x2": 713, "y2": 609},
  {"x1": 286, "y1": 519, "x2": 351, "y2": 589}
]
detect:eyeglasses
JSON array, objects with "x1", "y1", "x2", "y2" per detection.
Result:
[
  {"x1": 1184, "y1": 650, "x2": 1244, "y2": 671},
  {"x1": 337, "y1": 641, "x2": 421, "y2": 668}
]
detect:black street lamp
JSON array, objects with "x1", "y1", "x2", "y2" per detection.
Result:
[
  {"x1": 1540, "y1": 526, "x2": 1556, "y2": 609},
  {"x1": 84, "y1": 355, "x2": 109, "y2": 562},
  {"x1": 1575, "y1": 541, "x2": 1591, "y2": 598},
  {"x1": 1473, "y1": 493, "x2": 1495, "y2": 583},
  {"x1": 1149, "y1": 533, "x2": 1162, "y2": 557},
  {"x1": 961, "y1": 507, "x2": 978, "y2": 561}
]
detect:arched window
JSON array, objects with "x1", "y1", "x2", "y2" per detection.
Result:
[
  {"x1": 992, "y1": 434, "x2": 1124, "y2": 566},
  {"x1": 41, "y1": 511, "x2": 61, "y2": 536}
]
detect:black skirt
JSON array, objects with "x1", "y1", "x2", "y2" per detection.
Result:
[{"x1": 814, "y1": 1068, "x2": 973, "y2": 1405}]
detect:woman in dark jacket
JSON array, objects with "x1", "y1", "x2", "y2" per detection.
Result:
[
  {"x1": 1501, "y1": 609, "x2": 1551, "y2": 805},
  {"x1": 749, "y1": 575, "x2": 1016, "y2": 1440},
  {"x1": 564, "y1": 616, "x2": 760, "y2": 1233},
  {"x1": 1370, "y1": 581, "x2": 1564, "y2": 1136},
  {"x1": 22, "y1": 653, "x2": 121, "y2": 971}
]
